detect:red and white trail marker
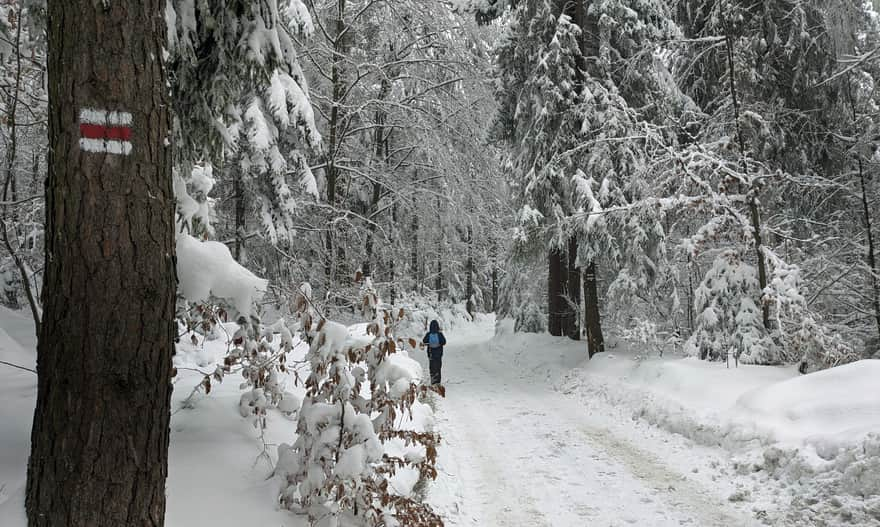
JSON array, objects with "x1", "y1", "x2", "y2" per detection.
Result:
[{"x1": 79, "y1": 108, "x2": 133, "y2": 155}]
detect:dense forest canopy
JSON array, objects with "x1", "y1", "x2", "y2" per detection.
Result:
[{"x1": 1, "y1": 0, "x2": 878, "y2": 371}]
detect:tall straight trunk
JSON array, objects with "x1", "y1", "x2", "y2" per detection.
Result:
[
  {"x1": 363, "y1": 180, "x2": 381, "y2": 278},
  {"x1": 28, "y1": 1, "x2": 174, "y2": 526},
  {"x1": 724, "y1": 31, "x2": 770, "y2": 329},
  {"x1": 436, "y1": 258, "x2": 444, "y2": 301},
  {"x1": 860, "y1": 166, "x2": 880, "y2": 339},
  {"x1": 846, "y1": 75, "x2": 880, "y2": 341},
  {"x1": 1, "y1": 4, "x2": 23, "y2": 313},
  {"x1": 233, "y1": 165, "x2": 245, "y2": 262},
  {"x1": 565, "y1": 237, "x2": 581, "y2": 340},
  {"x1": 547, "y1": 246, "x2": 566, "y2": 336},
  {"x1": 363, "y1": 77, "x2": 391, "y2": 279},
  {"x1": 390, "y1": 203, "x2": 397, "y2": 305},
  {"x1": 491, "y1": 245, "x2": 499, "y2": 313},
  {"x1": 411, "y1": 214, "x2": 419, "y2": 290},
  {"x1": 32, "y1": 150, "x2": 39, "y2": 191},
  {"x1": 858, "y1": 162, "x2": 880, "y2": 340},
  {"x1": 465, "y1": 225, "x2": 475, "y2": 317},
  {"x1": 435, "y1": 195, "x2": 444, "y2": 300},
  {"x1": 323, "y1": 0, "x2": 347, "y2": 283},
  {"x1": 584, "y1": 261, "x2": 604, "y2": 357}
]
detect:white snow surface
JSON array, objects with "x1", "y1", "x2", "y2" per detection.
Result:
[
  {"x1": 175, "y1": 233, "x2": 268, "y2": 316},
  {"x1": 0, "y1": 310, "x2": 434, "y2": 526},
  {"x1": 736, "y1": 360, "x2": 880, "y2": 450},
  {"x1": 3, "y1": 309, "x2": 880, "y2": 526},
  {"x1": 422, "y1": 320, "x2": 761, "y2": 526},
  {"x1": 421, "y1": 318, "x2": 880, "y2": 526}
]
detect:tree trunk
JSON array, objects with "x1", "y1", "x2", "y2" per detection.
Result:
[
  {"x1": 323, "y1": 0, "x2": 348, "y2": 284},
  {"x1": 465, "y1": 225, "x2": 475, "y2": 317},
  {"x1": 724, "y1": 31, "x2": 770, "y2": 330},
  {"x1": 547, "y1": 246, "x2": 566, "y2": 336},
  {"x1": 565, "y1": 237, "x2": 581, "y2": 340},
  {"x1": 748, "y1": 196, "x2": 770, "y2": 328},
  {"x1": 435, "y1": 195, "x2": 444, "y2": 301},
  {"x1": 491, "y1": 250, "x2": 499, "y2": 313},
  {"x1": 859, "y1": 160, "x2": 880, "y2": 340},
  {"x1": 1, "y1": 5, "x2": 23, "y2": 312},
  {"x1": 390, "y1": 203, "x2": 397, "y2": 305},
  {"x1": 436, "y1": 255, "x2": 444, "y2": 301},
  {"x1": 846, "y1": 74, "x2": 880, "y2": 341},
  {"x1": 27, "y1": 2, "x2": 174, "y2": 526},
  {"x1": 233, "y1": 165, "x2": 245, "y2": 262},
  {"x1": 584, "y1": 261, "x2": 604, "y2": 357},
  {"x1": 411, "y1": 214, "x2": 419, "y2": 291}
]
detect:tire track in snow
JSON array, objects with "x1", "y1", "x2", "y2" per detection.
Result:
[
  {"x1": 426, "y1": 326, "x2": 758, "y2": 527},
  {"x1": 578, "y1": 425, "x2": 754, "y2": 527}
]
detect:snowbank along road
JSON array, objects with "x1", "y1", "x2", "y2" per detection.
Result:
[{"x1": 425, "y1": 322, "x2": 759, "y2": 527}]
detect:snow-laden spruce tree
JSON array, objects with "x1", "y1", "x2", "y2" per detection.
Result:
[
  {"x1": 564, "y1": 0, "x2": 684, "y2": 342},
  {"x1": 669, "y1": 0, "x2": 866, "y2": 365},
  {"x1": 293, "y1": 0, "x2": 504, "y2": 308},
  {"x1": 494, "y1": 0, "x2": 589, "y2": 340},
  {"x1": 685, "y1": 250, "x2": 775, "y2": 362},
  {"x1": 167, "y1": 0, "x2": 320, "y2": 261},
  {"x1": 492, "y1": 0, "x2": 682, "y2": 353}
]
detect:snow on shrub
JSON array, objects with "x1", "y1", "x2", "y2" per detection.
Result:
[
  {"x1": 391, "y1": 292, "x2": 474, "y2": 336},
  {"x1": 176, "y1": 234, "x2": 268, "y2": 316},
  {"x1": 277, "y1": 279, "x2": 444, "y2": 527}
]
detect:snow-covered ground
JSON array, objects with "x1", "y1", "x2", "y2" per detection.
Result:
[
  {"x1": 0, "y1": 307, "x2": 308, "y2": 526},
  {"x1": 3, "y1": 308, "x2": 879, "y2": 526},
  {"x1": 0, "y1": 308, "x2": 431, "y2": 527},
  {"x1": 425, "y1": 320, "x2": 760, "y2": 526},
  {"x1": 422, "y1": 318, "x2": 880, "y2": 526}
]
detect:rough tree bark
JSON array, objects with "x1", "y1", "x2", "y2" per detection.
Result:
[
  {"x1": 411, "y1": 214, "x2": 419, "y2": 291},
  {"x1": 27, "y1": 1, "x2": 175, "y2": 526},
  {"x1": 565, "y1": 237, "x2": 581, "y2": 340},
  {"x1": 233, "y1": 164, "x2": 245, "y2": 262},
  {"x1": 465, "y1": 225, "x2": 475, "y2": 317},
  {"x1": 584, "y1": 261, "x2": 605, "y2": 358},
  {"x1": 547, "y1": 245, "x2": 566, "y2": 336}
]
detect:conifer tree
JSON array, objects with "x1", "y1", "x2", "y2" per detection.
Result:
[{"x1": 27, "y1": 1, "x2": 175, "y2": 525}]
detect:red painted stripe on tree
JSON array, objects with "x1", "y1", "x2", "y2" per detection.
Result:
[{"x1": 79, "y1": 123, "x2": 132, "y2": 141}]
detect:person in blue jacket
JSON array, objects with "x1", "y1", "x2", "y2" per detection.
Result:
[{"x1": 422, "y1": 320, "x2": 446, "y2": 385}]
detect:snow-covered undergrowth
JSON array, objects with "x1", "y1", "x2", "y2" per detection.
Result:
[
  {"x1": 0, "y1": 303, "x2": 441, "y2": 527},
  {"x1": 492, "y1": 319, "x2": 880, "y2": 525},
  {"x1": 391, "y1": 294, "x2": 481, "y2": 337}
]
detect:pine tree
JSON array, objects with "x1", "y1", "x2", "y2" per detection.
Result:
[{"x1": 26, "y1": 1, "x2": 175, "y2": 525}]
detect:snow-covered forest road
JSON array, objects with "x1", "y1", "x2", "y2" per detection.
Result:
[{"x1": 426, "y1": 322, "x2": 757, "y2": 527}]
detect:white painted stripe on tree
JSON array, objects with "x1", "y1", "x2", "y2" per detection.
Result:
[
  {"x1": 79, "y1": 108, "x2": 133, "y2": 126},
  {"x1": 79, "y1": 137, "x2": 133, "y2": 155}
]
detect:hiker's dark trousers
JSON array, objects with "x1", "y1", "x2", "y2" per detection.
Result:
[{"x1": 429, "y1": 356, "x2": 442, "y2": 385}]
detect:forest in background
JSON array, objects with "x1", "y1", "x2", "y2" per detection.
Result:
[{"x1": 0, "y1": 0, "x2": 878, "y2": 375}]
